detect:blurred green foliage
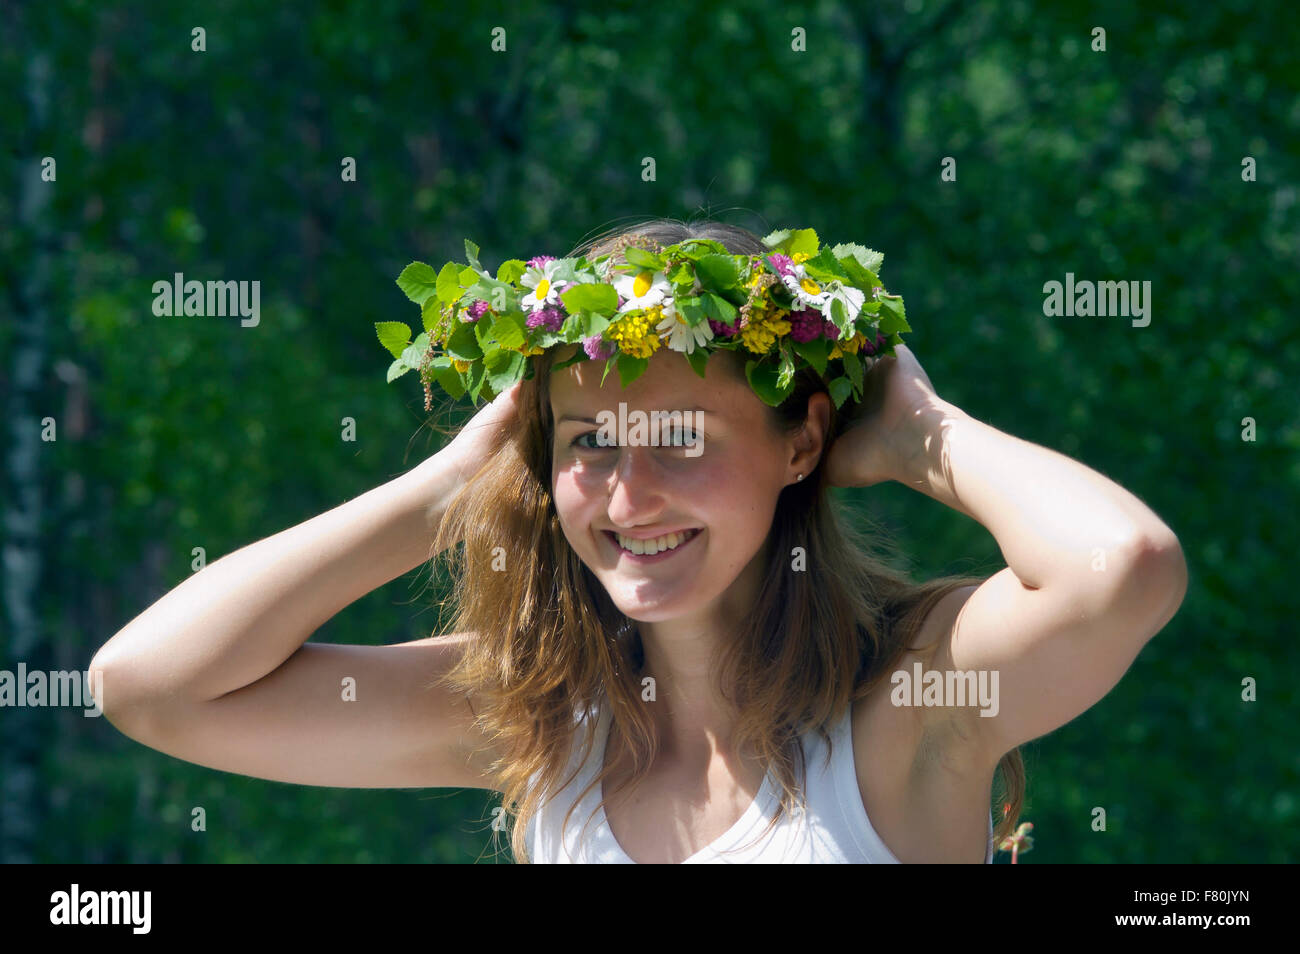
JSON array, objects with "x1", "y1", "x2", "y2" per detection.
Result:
[{"x1": 2, "y1": 0, "x2": 1296, "y2": 863}]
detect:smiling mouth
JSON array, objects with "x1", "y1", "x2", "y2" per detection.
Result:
[{"x1": 605, "y1": 527, "x2": 703, "y2": 556}]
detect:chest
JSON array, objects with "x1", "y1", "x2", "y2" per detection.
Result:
[
  {"x1": 598, "y1": 689, "x2": 996, "y2": 864},
  {"x1": 600, "y1": 751, "x2": 768, "y2": 864}
]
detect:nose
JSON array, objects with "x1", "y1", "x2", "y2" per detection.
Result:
[{"x1": 605, "y1": 444, "x2": 669, "y2": 527}]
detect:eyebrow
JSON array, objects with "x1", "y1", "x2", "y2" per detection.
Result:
[{"x1": 558, "y1": 406, "x2": 713, "y2": 424}]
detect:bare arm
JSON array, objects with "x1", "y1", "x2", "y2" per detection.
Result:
[
  {"x1": 892, "y1": 398, "x2": 1187, "y2": 761},
  {"x1": 90, "y1": 452, "x2": 464, "y2": 710},
  {"x1": 87, "y1": 382, "x2": 522, "y2": 789}
]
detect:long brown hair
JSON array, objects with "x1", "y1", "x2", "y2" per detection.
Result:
[{"x1": 427, "y1": 217, "x2": 1026, "y2": 862}]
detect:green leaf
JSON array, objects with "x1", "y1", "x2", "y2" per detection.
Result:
[
  {"x1": 667, "y1": 262, "x2": 693, "y2": 284},
  {"x1": 623, "y1": 247, "x2": 666, "y2": 270},
  {"x1": 600, "y1": 353, "x2": 618, "y2": 387},
  {"x1": 616, "y1": 353, "x2": 648, "y2": 387},
  {"x1": 560, "y1": 310, "x2": 586, "y2": 342},
  {"x1": 465, "y1": 239, "x2": 486, "y2": 276},
  {"x1": 561, "y1": 282, "x2": 618, "y2": 316},
  {"x1": 745, "y1": 357, "x2": 790, "y2": 406},
  {"x1": 831, "y1": 242, "x2": 884, "y2": 275},
  {"x1": 483, "y1": 347, "x2": 525, "y2": 393},
  {"x1": 684, "y1": 347, "x2": 710, "y2": 379},
  {"x1": 677, "y1": 296, "x2": 707, "y2": 324},
  {"x1": 834, "y1": 254, "x2": 881, "y2": 291},
  {"x1": 761, "y1": 228, "x2": 792, "y2": 249},
  {"x1": 830, "y1": 296, "x2": 849, "y2": 330},
  {"x1": 828, "y1": 376, "x2": 853, "y2": 409},
  {"x1": 484, "y1": 312, "x2": 526, "y2": 350},
  {"x1": 677, "y1": 238, "x2": 731, "y2": 258},
  {"x1": 777, "y1": 341, "x2": 796, "y2": 391},
  {"x1": 803, "y1": 248, "x2": 849, "y2": 282},
  {"x1": 466, "y1": 276, "x2": 521, "y2": 315},
  {"x1": 467, "y1": 358, "x2": 486, "y2": 402},
  {"x1": 432, "y1": 363, "x2": 466, "y2": 399},
  {"x1": 584, "y1": 312, "x2": 613, "y2": 337},
  {"x1": 694, "y1": 254, "x2": 740, "y2": 292},
  {"x1": 375, "y1": 321, "x2": 412, "y2": 359},
  {"x1": 877, "y1": 296, "x2": 911, "y2": 335},
  {"x1": 436, "y1": 262, "x2": 466, "y2": 304},
  {"x1": 446, "y1": 319, "x2": 483, "y2": 361},
  {"x1": 562, "y1": 310, "x2": 613, "y2": 343},
  {"x1": 396, "y1": 263, "x2": 439, "y2": 305},
  {"x1": 793, "y1": 336, "x2": 831, "y2": 376},
  {"x1": 497, "y1": 259, "x2": 527, "y2": 284},
  {"x1": 400, "y1": 331, "x2": 430, "y2": 369},
  {"x1": 841, "y1": 350, "x2": 864, "y2": 393},
  {"x1": 699, "y1": 293, "x2": 737, "y2": 323},
  {"x1": 789, "y1": 229, "x2": 820, "y2": 258},
  {"x1": 386, "y1": 359, "x2": 412, "y2": 383}
]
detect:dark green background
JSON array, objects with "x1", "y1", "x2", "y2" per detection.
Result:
[{"x1": 3, "y1": 0, "x2": 1296, "y2": 863}]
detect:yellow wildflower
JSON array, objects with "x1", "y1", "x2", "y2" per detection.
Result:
[
  {"x1": 740, "y1": 307, "x2": 792, "y2": 354},
  {"x1": 605, "y1": 308, "x2": 662, "y2": 359},
  {"x1": 828, "y1": 331, "x2": 866, "y2": 361}
]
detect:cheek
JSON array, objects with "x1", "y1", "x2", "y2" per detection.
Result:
[{"x1": 551, "y1": 465, "x2": 598, "y2": 533}]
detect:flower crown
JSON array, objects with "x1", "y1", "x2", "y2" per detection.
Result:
[{"x1": 374, "y1": 227, "x2": 911, "y2": 411}]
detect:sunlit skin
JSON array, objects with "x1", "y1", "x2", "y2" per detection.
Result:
[{"x1": 548, "y1": 344, "x2": 830, "y2": 762}]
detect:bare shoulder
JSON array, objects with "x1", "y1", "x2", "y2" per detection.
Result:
[{"x1": 848, "y1": 584, "x2": 998, "y2": 862}]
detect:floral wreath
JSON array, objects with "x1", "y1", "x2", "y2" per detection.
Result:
[{"x1": 375, "y1": 227, "x2": 911, "y2": 411}]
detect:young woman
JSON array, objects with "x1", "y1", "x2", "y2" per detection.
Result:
[{"x1": 89, "y1": 220, "x2": 1187, "y2": 864}]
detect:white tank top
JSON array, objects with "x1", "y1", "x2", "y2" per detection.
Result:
[{"x1": 525, "y1": 699, "x2": 996, "y2": 863}]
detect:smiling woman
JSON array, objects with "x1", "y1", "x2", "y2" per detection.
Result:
[{"x1": 425, "y1": 218, "x2": 1026, "y2": 864}]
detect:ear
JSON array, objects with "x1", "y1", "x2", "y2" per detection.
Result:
[{"x1": 787, "y1": 391, "x2": 831, "y2": 482}]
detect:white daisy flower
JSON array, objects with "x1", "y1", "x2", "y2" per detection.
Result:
[
  {"x1": 781, "y1": 263, "x2": 829, "y2": 311},
  {"x1": 613, "y1": 268, "x2": 672, "y2": 314},
  {"x1": 656, "y1": 306, "x2": 714, "y2": 353},
  {"x1": 520, "y1": 260, "x2": 563, "y2": 311}
]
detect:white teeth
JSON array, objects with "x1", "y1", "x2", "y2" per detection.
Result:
[{"x1": 614, "y1": 529, "x2": 697, "y2": 555}]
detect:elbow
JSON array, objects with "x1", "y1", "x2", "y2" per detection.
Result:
[
  {"x1": 86, "y1": 651, "x2": 128, "y2": 729},
  {"x1": 86, "y1": 646, "x2": 163, "y2": 737},
  {"x1": 1111, "y1": 531, "x2": 1189, "y2": 638},
  {"x1": 1136, "y1": 528, "x2": 1188, "y2": 602}
]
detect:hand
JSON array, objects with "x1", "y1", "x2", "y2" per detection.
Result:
[
  {"x1": 440, "y1": 379, "x2": 524, "y2": 482},
  {"x1": 823, "y1": 343, "x2": 947, "y2": 488}
]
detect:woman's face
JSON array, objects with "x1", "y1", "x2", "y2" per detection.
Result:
[{"x1": 549, "y1": 348, "x2": 799, "y2": 627}]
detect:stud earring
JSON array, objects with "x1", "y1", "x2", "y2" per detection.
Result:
[{"x1": 796, "y1": 473, "x2": 804, "y2": 481}]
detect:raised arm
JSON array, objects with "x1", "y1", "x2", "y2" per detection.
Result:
[
  {"x1": 90, "y1": 453, "x2": 462, "y2": 709},
  {"x1": 889, "y1": 397, "x2": 1186, "y2": 762},
  {"x1": 826, "y1": 345, "x2": 1187, "y2": 764},
  {"x1": 88, "y1": 382, "x2": 524, "y2": 789}
]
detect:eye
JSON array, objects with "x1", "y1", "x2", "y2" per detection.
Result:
[
  {"x1": 662, "y1": 426, "x2": 701, "y2": 446},
  {"x1": 570, "y1": 428, "x2": 703, "y2": 450},
  {"x1": 572, "y1": 431, "x2": 616, "y2": 450}
]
